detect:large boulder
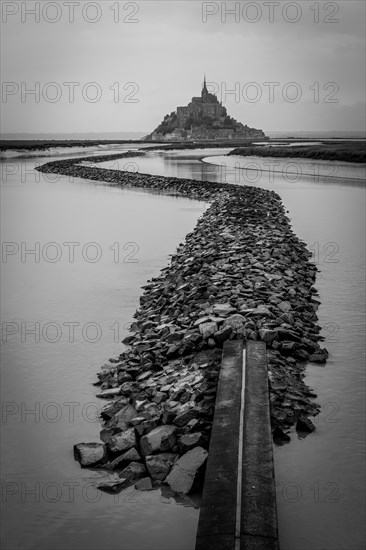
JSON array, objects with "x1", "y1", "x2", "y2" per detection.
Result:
[
  {"x1": 174, "y1": 408, "x2": 199, "y2": 427},
  {"x1": 258, "y1": 328, "x2": 277, "y2": 343},
  {"x1": 166, "y1": 446, "x2": 208, "y2": 494},
  {"x1": 140, "y1": 425, "x2": 177, "y2": 456},
  {"x1": 199, "y1": 322, "x2": 217, "y2": 339},
  {"x1": 74, "y1": 443, "x2": 106, "y2": 467},
  {"x1": 113, "y1": 404, "x2": 137, "y2": 424},
  {"x1": 106, "y1": 447, "x2": 141, "y2": 470},
  {"x1": 223, "y1": 314, "x2": 246, "y2": 330},
  {"x1": 145, "y1": 453, "x2": 177, "y2": 480},
  {"x1": 135, "y1": 477, "x2": 153, "y2": 491},
  {"x1": 214, "y1": 326, "x2": 233, "y2": 346},
  {"x1": 108, "y1": 428, "x2": 136, "y2": 454},
  {"x1": 179, "y1": 433, "x2": 203, "y2": 452},
  {"x1": 96, "y1": 473, "x2": 130, "y2": 494},
  {"x1": 101, "y1": 398, "x2": 129, "y2": 420},
  {"x1": 119, "y1": 462, "x2": 147, "y2": 481},
  {"x1": 135, "y1": 419, "x2": 159, "y2": 437}
]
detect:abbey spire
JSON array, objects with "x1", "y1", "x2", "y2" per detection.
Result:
[{"x1": 202, "y1": 74, "x2": 208, "y2": 100}]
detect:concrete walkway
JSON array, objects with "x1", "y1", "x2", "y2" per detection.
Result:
[{"x1": 195, "y1": 340, "x2": 279, "y2": 550}]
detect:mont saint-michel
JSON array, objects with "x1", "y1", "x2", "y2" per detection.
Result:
[{"x1": 144, "y1": 77, "x2": 266, "y2": 141}]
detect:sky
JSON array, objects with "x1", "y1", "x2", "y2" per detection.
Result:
[{"x1": 1, "y1": 0, "x2": 365, "y2": 135}]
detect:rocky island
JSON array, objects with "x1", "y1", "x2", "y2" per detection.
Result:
[
  {"x1": 37, "y1": 151, "x2": 327, "y2": 496},
  {"x1": 143, "y1": 77, "x2": 266, "y2": 142}
]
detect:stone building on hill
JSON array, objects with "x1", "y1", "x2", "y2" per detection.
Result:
[{"x1": 143, "y1": 76, "x2": 266, "y2": 141}]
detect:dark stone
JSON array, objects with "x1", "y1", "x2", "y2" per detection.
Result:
[
  {"x1": 140, "y1": 425, "x2": 177, "y2": 456},
  {"x1": 106, "y1": 447, "x2": 141, "y2": 470},
  {"x1": 108, "y1": 429, "x2": 136, "y2": 454},
  {"x1": 74, "y1": 443, "x2": 106, "y2": 467},
  {"x1": 166, "y1": 446, "x2": 208, "y2": 494},
  {"x1": 272, "y1": 427, "x2": 291, "y2": 443},
  {"x1": 296, "y1": 416, "x2": 316, "y2": 433},
  {"x1": 135, "y1": 477, "x2": 153, "y2": 491},
  {"x1": 214, "y1": 326, "x2": 233, "y2": 346},
  {"x1": 309, "y1": 350, "x2": 328, "y2": 363},
  {"x1": 174, "y1": 409, "x2": 199, "y2": 427},
  {"x1": 134, "y1": 419, "x2": 158, "y2": 437},
  {"x1": 179, "y1": 432, "x2": 203, "y2": 452},
  {"x1": 145, "y1": 453, "x2": 177, "y2": 480},
  {"x1": 119, "y1": 461, "x2": 147, "y2": 481},
  {"x1": 97, "y1": 474, "x2": 130, "y2": 494}
]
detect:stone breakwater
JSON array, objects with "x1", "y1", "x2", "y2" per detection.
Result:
[{"x1": 37, "y1": 154, "x2": 328, "y2": 495}]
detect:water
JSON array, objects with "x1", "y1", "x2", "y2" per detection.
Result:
[
  {"x1": 0, "y1": 142, "x2": 162, "y2": 159},
  {"x1": 0, "y1": 150, "x2": 207, "y2": 550},
  {"x1": 1, "y1": 147, "x2": 365, "y2": 550}
]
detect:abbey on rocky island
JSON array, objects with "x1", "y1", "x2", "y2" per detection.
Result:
[{"x1": 143, "y1": 76, "x2": 266, "y2": 141}]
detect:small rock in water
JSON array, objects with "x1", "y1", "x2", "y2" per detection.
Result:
[
  {"x1": 96, "y1": 388, "x2": 121, "y2": 399},
  {"x1": 135, "y1": 477, "x2": 153, "y2": 491},
  {"x1": 272, "y1": 427, "x2": 291, "y2": 443},
  {"x1": 74, "y1": 443, "x2": 106, "y2": 467},
  {"x1": 145, "y1": 453, "x2": 177, "y2": 480},
  {"x1": 166, "y1": 446, "x2": 208, "y2": 494},
  {"x1": 296, "y1": 416, "x2": 316, "y2": 433},
  {"x1": 309, "y1": 350, "x2": 328, "y2": 363},
  {"x1": 97, "y1": 474, "x2": 130, "y2": 494}
]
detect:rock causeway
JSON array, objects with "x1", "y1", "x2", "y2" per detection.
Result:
[{"x1": 37, "y1": 151, "x2": 327, "y2": 496}]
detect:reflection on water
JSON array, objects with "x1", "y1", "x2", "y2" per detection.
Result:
[
  {"x1": 1, "y1": 146, "x2": 365, "y2": 550},
  {"x1": 91, "y1": 148, "x2": 234, "y2": 182},
  {"x1": 203, "y1": 154, "x2": 366, "y2": 184}
]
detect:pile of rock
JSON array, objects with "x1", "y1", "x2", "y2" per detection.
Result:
[{"x1": 38, "y1": 154, "x2": 327, "y2": 494}]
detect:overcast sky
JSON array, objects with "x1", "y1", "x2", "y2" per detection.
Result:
[{"x1": 1, "y1": 0, "x2": 365, "y2": 135}]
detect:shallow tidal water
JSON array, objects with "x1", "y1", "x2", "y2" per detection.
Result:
[
  {"x1": 1, "y1": 146, "x2": 365, "y2": 550},
  {"x1": 0, "y1": 148, "x2": 206, "y2": 550}
]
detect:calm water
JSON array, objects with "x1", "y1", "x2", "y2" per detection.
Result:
[
  {"x1": 1, "y1": 147, "x2": 365, "y2": 550},
  {"x1": 0, "y1": 148, "x2": 207, "y2": 550}
]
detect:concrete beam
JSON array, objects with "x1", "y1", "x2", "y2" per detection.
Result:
[
  {"x1": 196, "y1": 340, "x2": 243, "y2": 550},
  {"x1": 241, "y1": 340, "x2": 279, "y2": 549},
  {"x1": 195, "y1": 340, "x2": 279, "y2": 550}
]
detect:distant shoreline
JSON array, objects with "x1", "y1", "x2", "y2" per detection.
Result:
[
  {"x1": 1, "y1": 139, "x2": 365, "y2": 165},
  {"x1": 0, "y1": 139, "x2": 146, "y2": 152},
  {"x1": 229, "y1": 141, "x2": 366, "y2": 164}
]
